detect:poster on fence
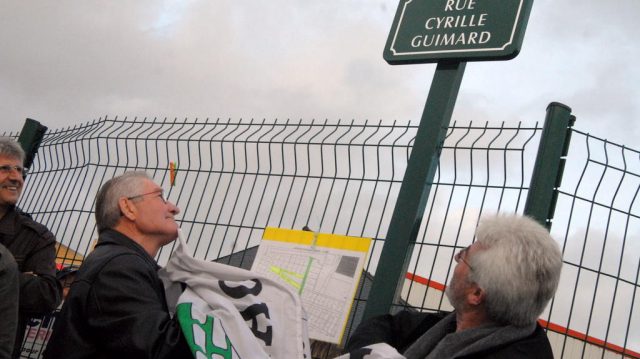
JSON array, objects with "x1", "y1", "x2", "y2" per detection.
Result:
[
  {"x1": 251, "y1": 227, "x2": 371, "y2": 344},
  {"x1": 21, "y1": 314, "x2": 55, "y2": 358}
]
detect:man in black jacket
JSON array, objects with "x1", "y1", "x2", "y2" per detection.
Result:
[
  {"x1": 0, "y1": 243, "x2": 19, "y2": 359},
  {"x1": 44, "y1": 171, "x2": 191, "y2": 359},
  {"x1": 345, "y1": 215, "x2": 563, "y2": 359},
  {"x1": 0, "y1": 138, "x2": 61, "y2": 358}
]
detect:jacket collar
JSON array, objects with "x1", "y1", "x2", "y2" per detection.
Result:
[{"x1": 96, "y1": 229, "x2": 159, "y2": 269}]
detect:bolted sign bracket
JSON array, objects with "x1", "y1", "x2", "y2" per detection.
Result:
[{"x1": 362, "y1": 0, "x2": 534, "y2": 320}]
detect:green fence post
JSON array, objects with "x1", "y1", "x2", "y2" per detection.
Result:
[
  {"x1": 17, "y1": 118, "x2": 48, "y2": 170},
  {"x1": 362, "y1": 61, "x2": 466, "y2": 320},
  {"x1": 524, "y1": 102, "x2": 575, "y2": 227}
]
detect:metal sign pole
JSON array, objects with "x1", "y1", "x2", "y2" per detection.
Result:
[{"x1": 362, "y1": 60, "x2": 466, "y2": 320}]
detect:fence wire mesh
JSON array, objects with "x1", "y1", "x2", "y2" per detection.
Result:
[
  {"x1": 401, "y1": 122, "x2": 540, "y2": 310},
  {"x1": 397, "y1": 126, "x2": 640, "y2": 359},
  {"x1": 545, "y1": 130, "x2": 640, "y2": 358},
  {"x1": 5, "y1": 117, "x2": 639, "y2": 358},
  {"x1": 14, "y1": 116, "x2": 420, "y2": 358}
]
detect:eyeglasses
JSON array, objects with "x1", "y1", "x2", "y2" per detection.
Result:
[
  {"x1": 0, "y1": 165, "x2": 28, "y2": 177},
  {"x1": 127, "y1": 190, "x2": 167, "y2": 204},
  {"x1": 454, "y1": 246, "x2": 474, "y2": 270}
]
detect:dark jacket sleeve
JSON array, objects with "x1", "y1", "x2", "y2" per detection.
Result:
[
  {"x1": 17, "y1": 227, "x2": 62, "y2": 315},
  {"x1": 345, "y1": 310, "x2": 446, "y2": 353},
  {"x1": 0, "y1": 245, "x2": 19, "y2": 359},
  {"x1": 87, "y1": 254, "x2": 189, "y2": 358}
]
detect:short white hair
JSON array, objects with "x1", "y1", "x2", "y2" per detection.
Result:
[
  {"x1": 95, "y1": 171, "x2": 149, "y2": 232},
  {"x1": 469, "y1": 214, "x2": 563, "y2": 326},
  {"x1": 0, "y1": 137, "x2": 25, "y2": 163}
]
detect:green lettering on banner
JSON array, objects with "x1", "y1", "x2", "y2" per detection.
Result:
[{"x1": 176, "y1": 302, "x2": 234, "y2": 359}]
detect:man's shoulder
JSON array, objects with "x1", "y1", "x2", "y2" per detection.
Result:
[
  {"x1": 14, "y1": 209, "x2": 55, "y2": 240},
  {"x1": 476, "y1": 325, "x2": 554, "y2": 359},
  {"x1": 345, "y1": 310, "x2": 449, "y2": 353},
  {"x1": 510, "y1": 324, "x2": 554, "y2": 353},
  {"x1": 84, "y1": 243, "x2": 149, "y2": 269},
  {"x1": 80, "y1": 242, "x2": 156, "y2": 280},
  {"x1": 391, "y1": 309, "x2": 450, "y2": 333},
  {"x1": 401, "y1": 309, "x2": 449, "y2": 322},
  {"x1": 19, "y1": 217, "x2": 54, "y2": 238}
]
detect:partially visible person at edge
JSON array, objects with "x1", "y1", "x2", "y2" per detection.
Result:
[
  {"x1": 345, "y1": 214, "x2": 563, "y2": 359},
  {"x1": 55, "y1": 265, "x2": 79, "y2": 301},
  {"x1": 0, "y1": 138, "x2": 61, "y2": 358},
  {"x1": 0, "y1": 243, "x2": 20, "y2": 359},
  {"x1": 44, "y1": 171, "x2": 191, "y2": 359}
]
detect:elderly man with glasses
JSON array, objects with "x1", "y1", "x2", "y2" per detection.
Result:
[
  {"x1": 344, "y1": 214, "x2": 563, "y2": 359},
  {"x1": 45, "y1": 171, "x2": 191, "y2": 359},
  {"x1": 0, "y1": 138, "x2": 61, "y2": 358}
]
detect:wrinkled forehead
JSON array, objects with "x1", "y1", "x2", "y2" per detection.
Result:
[
  {"x1": 139, "y1": 178, "x2": 162, "y2": 192},
  {"x1": 0, "y1": 154, "x2": 23, "y2": 165}
]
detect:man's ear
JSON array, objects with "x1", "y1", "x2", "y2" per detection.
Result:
[
  {"x1": 468, "y1": 285, "x2": 485, "y2": 306},
  {"x1": 119, "y1": 197, "x2": 137, "y2": 221}
]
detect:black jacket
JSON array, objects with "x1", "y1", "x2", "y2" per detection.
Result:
[
  {"x1": 345, "y1": 311, "x2": 555, "y2": 359},
  {"x1": 0, "y1": 207, "x2": 61, "y2": 358},
  {"x1": 0, "y1": 244, "x2": 19, "y2": 359},
  {"x1": 44, "y1": 229, "x2": 190, "y2": 359}
]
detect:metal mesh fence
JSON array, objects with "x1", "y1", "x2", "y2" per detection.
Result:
[
  {"x1": 396, "y1": 127, "x2": 640, "y2": 359},
  {"x1": 13, "y1": 116, "x2": 419, "y2": 358},
  {"x1": 401, "y1": 121, "x2": 541, "y2": 311},
  {"x1": 544, "y1": 130, "x2": 640, "y2": 358},
  {"x1": 19, "y1": 117, "x2": 419, "y2": 266},
  {"x1": 6, "y1": 117, "x2": 639, "y2": 358}
]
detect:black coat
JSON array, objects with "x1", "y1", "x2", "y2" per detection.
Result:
[
  {"x1": 345, "y1": 311, "x2": 555, "y2": 359},
  {"x1": 0, "y1": 207, "x2": 61, "y2": 358},
  {"x1": 0, "y1": 244, "x2": 19, "y2": 359},
  {"x1": 44, "y1": 229, "x2": 190, "y2": 359}
]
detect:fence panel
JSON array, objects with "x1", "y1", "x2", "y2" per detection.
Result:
[
  {"x1": 543, "y1": 130, "x2": 640, "y2": 358},
  {"x1": 9, "y1": 117, "x2": 638, "y2": 358},
  {"x1": 13, "y1": 117, "x2": 415, "y2": 358},
  {"x1": 399, "y1": 121, "x2": 541, "y2": 313}
]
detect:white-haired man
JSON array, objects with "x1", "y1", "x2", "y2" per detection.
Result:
[
  {"x1": 345, "y1": 215, "x2": 563, "y2": 359},
  {"x1": 0, "y1": 138, "x2": 61, "y2": 358},
  {"x1": 45, "y1": 171, "x2": 191, "y2": 358}
]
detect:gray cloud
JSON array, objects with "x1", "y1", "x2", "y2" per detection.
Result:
[{"x1": 1, "y1": 0, "x2": 638, "y2": 147}]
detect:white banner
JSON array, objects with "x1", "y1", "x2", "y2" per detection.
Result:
[{"x1": 159, "y1": 230, "x2": 311, "y2": 359}]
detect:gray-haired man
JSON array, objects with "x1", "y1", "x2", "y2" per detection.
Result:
[
  {"x1": 345, "y1": 215, "x2": 563, "y2": 359},
  {"x1": 45, "y1": 171, "x2": 191, "y2": 358},
  {"x1": 0, "y1": 138, "x2": 61, "y2": 358}
]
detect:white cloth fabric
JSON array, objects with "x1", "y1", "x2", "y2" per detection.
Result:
[{"x1": 159, "y1": 230, "x2": 311, "y2": 359}]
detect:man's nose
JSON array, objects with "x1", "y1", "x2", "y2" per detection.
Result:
[
  {"x1": 168, "y1": 202, "x2": 180, "y2": 215},
  {"x1": 7, "y1": 169, "x2": 24, "y2": 181}
]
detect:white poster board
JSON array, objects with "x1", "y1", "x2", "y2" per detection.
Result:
[{"x1": 251, "y1": 227, "x2": 371, "y2": 344}]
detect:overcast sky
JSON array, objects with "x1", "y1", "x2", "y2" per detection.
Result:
[{"x1": 1, "y1": 0, "x2": 639, "y2": 146}]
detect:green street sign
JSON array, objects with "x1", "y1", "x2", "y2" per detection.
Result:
[{"x1": 384, "y1": 0, "x2": 534, "y2": 64}]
